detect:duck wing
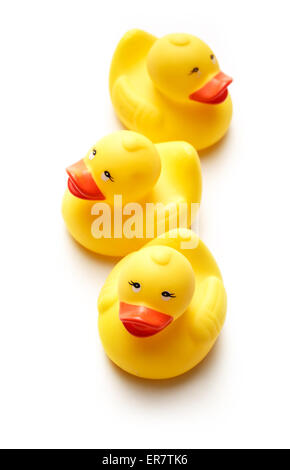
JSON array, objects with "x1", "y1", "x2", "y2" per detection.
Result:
[
  {"x1": 111, "y1": 75, "x2": 162, "y2": 132},
  {"x1": 109, "y1": 29, "x2": 156, "y2": 84},
  {"x1": 153, "y1": 142, "x2": 202, "y2": 206},
  {"x1": 191, "y1": 276, "x2": 227, "y2": 341}
]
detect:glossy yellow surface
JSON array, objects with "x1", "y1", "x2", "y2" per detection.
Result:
[
  {"x1": 62, "y1": 131, "x2": 202, "y2": 257},
  {"x1": 98, "y1": 229, "x2": 227, "y2": 379},
  {"x1": 110, "y1": 30, "x2": 233, "y2": 150}
]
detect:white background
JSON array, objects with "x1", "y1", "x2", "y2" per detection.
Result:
[{"x1": 0, "y1": 0, "x2": 289, "y2": 449}]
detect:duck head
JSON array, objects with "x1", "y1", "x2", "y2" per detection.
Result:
[
  {"x1": 66, "y1": 131, "x2": 161, "y2": 204},
  {"x1": 147, "y1": 33, "x2": 232, "y2": 105},
  {"x1": 118, "y1": 245, "x2": 195, "y2": 337}
]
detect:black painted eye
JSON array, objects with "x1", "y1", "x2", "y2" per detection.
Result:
[
  {"x1": 189, "y1": 67, "x2": 199, "y2": 74},
  {"x1": 210, "y1": 54, "x2": 216, "y2": 63},
  {"x1": 129, "y1": 281, "x2": 141, "y2": 292},
  {"x1": 161, "y1": 291, "x2": 176, "y2": 301},
  {"x1": 89, "y1": 149, "x2": 97, "y2": 160},
  {"x1": 101, "y1": 170, "x2": 114, "y2": 182}
]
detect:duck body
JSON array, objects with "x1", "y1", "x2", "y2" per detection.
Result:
[
  {"x1": 98, "y1": 229, "x2": 227, "y2": 379},
  {"x1": 110, "y1": 30, "x2": 233, "y2": 151},
  {"x1": 62, "y1": 131, "x2": 202, "y2": 257}
]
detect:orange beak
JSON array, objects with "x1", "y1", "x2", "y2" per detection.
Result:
[
  {"x1": 189, "y1": 71, "x2": 233, "y2": 104},
  {"x1": 119, "y1": 302, "x2": 173, "y2": 337},
  {"x1": 66, "y1": 159, "x2": 105, "y2": 200}
]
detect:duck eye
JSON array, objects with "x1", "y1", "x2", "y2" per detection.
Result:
[
  {"x1": 89, "y1": 149, "x2": 97, "y2": 160},
  {"x1": 189, "y1": 67, "x2": 199, "y2": 74},
  {"x1": 161, "y1": 291, "x2": 176, "y2": 301},
  {"x1": 129, "y1": 281, "x2": 141, "y2": 292},
  {"x1": 210, "y1": 54, "x2": 216, "y2": 64},
  {"x1": 101, "y1": 170, "x2": 114, "y2": 182}
]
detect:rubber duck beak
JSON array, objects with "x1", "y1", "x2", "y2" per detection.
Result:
[
  {"x1": 119, "y1": 302, "x2": 173, "y2": 337},
  {"x1": 189, "y1": 71, "x2": 233, "y2": 104},
  {"x1": 66, "y1": 159, "x2": 105, "y2": 200}
]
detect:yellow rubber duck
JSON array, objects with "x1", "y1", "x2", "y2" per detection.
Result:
[
  {"x1": 98, "y1": 229, "x2": 227, "y2": 379},
  {"x1": 62, "y1": 131, "x2": 202, "y2": 257},
  {"x1": 110, "y1": 30, "x2": 233, "y2": 151}
]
